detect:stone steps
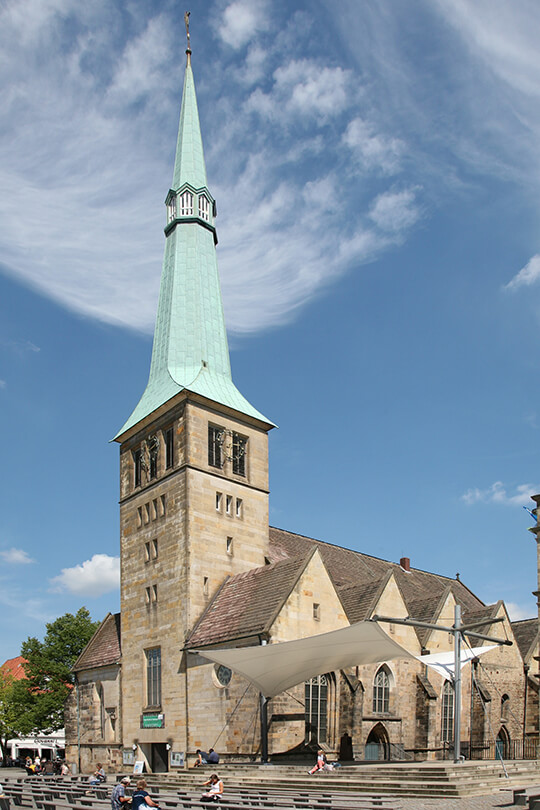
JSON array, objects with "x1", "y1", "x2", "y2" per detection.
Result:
[{"x1": 135, "y1": 760, "x2": 540, "y2": 798}]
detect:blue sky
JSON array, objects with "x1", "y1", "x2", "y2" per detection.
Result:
[{"x1": 2, "y1": 0, "x2": 540, "y2": 655}]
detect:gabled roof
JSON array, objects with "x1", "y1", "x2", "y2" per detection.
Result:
[
  {"x1": 269, "y1": 527, "x2": 484, "y2": 622},
  {"x1": 1, "y1": 655, "x2": 28, "y2": 681},
  {"x1": 512, "y1": 617, "x2": 539, "y2": 661},
  {"x1": 186, "y1": 554, "x2": 313, "y2": 648},
  {"x1": 338, "y1": 573, "x2": 392, "y2": 625},
  {"x1": 72, "y1": 612, "x2": 121, "y2": 672}
]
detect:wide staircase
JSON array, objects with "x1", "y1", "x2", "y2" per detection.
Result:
[{"x1": 138, "y1": 760, "x2": 540, "y2": 798}]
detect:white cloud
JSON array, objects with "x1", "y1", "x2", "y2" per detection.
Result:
[
  {"x1": 369, "y1": 188, "x2": 421, "y2": 233},
  {"x1": 0, "y1": 380, "x2": 6, "y2": 389},
  {"x1": 0, "y1": 5, "x2": 421, "y2": 338},
  {"x1": 218, "y1": 0, "x2": 269, "y2": 49},
  {"x1": 504, "y1": 254, "x2": 540, "y2": 291},
  {"x1": 247, "y1": 60, "x2": 353, "y2": 122},
  {"x1": 0, "y1": 548, "x2": 34, "y2": 564},
  {"x1": 343, "y1": 117, "x2": 404, "y2": 175},
  {"x1": 50, "y1": 554, "x2": 120, "y2": 597},
  {"x1": 506, "y1": 602, "x2": 535, "y2": 622},
  {"x1": 461, "y1": 480, "x2": 540, "y2": 507}
]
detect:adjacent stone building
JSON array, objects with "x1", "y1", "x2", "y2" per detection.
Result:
[{"x1": 65, "y1": 38, "x2": 540, "y2": 773}]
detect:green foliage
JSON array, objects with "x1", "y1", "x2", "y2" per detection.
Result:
[
  {"x1": 16, "y1": 607, "x2": 100, "y2": 735},
  {"x1": 0, "y1": 669, "x2": 23, "y2": 765}
]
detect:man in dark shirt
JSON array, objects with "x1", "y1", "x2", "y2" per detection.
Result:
[{"x1": 207, "y1": 749, "x2": 219, "y2": 764}]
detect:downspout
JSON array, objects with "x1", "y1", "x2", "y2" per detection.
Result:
[{"x1": 469, "y1": 659, "x2": 478, "y2": 758}]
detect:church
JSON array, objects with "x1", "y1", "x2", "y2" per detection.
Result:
[{"x1": 65, "y1": 32, "x2": 540, "y2": 774}]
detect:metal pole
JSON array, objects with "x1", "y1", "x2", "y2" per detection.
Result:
[
  {"x1": 454, "y1": 604, "x2": 462, "y2": 763},
  {"x1": 260, "y1": 695, "x2": 269, "y2": 763}
]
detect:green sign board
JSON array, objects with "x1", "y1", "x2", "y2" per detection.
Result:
[{"x1": 141, "y1": 713, "x2": 164, "y2": 729}]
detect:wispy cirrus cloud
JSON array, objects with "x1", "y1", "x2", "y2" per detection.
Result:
[
  {"x1": 0, "y1": 548, "x2": 35, "y2": 564},
  {"x1": 50, "y1": 554, "x2": 120, "y2": 597},
  {"x1": 504, "y1": 255, "x2": 540, "y2": 291},
  {"x1": 461, "y1": 480, "x2": 540, "y2": 507}
]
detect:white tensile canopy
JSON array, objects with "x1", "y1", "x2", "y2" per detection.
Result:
[
  {"x1": 416, "y1": 645, "x2": 496, "y2": 680},
  {"x1": 193, "y1": 621, "x2": 415, "y2": 697}
]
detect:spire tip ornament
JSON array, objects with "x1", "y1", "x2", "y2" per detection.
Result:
[{"x1": 184, "y1": 10, "x2": 191, "y2": 63}]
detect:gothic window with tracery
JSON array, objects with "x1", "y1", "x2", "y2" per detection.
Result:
[
  {"x1": 372, "y1": 666, "x2": 390, "y2": 713},
  {"x1": 441, "y1": 680, "x2": 454, "y2": 742}
]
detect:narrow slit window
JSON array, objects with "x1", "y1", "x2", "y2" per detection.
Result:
[
  {"x1": 203, "y1": 576, "x2": 209, "y2": 596},
  {"x1": 216, "y1": 492, "x2": 222, "y2": 511},
  {"x1": 313, "y1": 603, "x2": 320, "y2": 621},
  {"x1": 144, "y1": 542, "x2": 151, "y2": 562},
  {"x1": 144, "y1": 503, "x2": 150, "y2": 524},
  {"x1": 226, "y1": 495, "x2": 232, "y2": 515},
  {"x1": 152, "y1": 538, "x2": 158, "y2": 559},
  {"x1": 137, "y1": 506, "x2": 143, "y2": 528},
  {"x1": 152, "y1": 584, "x2": 158, "y2": 603},
  {"x1": 133, "y1": 448, "x2": 142, "y2": 488},
  {"x1": 164, "y1": 427, "x2": 174, "y2": 469},
  {"x1": 146, "y1": 648, "x2": 161, "y2": 707},
  {"x1": 235, "y1": 498, "x2": 243, "y2": 518},
  {"x1": 160, "y1": 494, "x2": 166, "y2": 516},
  {"x1": 152, "y1": 499, "x2": 158, "y2": 520},
  {"x1": 226, "y1": 536, "x2": 233, "y2": 554},
  {"x1": 145, "y1": 586, "x2": 151, "y2": 605}
]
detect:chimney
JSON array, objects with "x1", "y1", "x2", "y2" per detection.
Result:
[{"x1": 400, "y1": 557, "x2": 411, "y2": 572}]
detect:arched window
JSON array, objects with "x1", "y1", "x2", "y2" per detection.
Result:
[
  {"x1": 441, "y1": 680, "x2": 454, "y2": 742},
  {"x1": 180, "y1": 190, "x2": 193, "y2": 216},
  {"x1": 167, "y1": 196, "x2": 176, "y2": 223},
  {"x1": 372, "y1": 666, "x2": 390, "y2": 713},
  {"x1": 198, "y1": 194, "x2": 210, "y2": 221},
  {"x1": 305, "y1": 674, "x2": 328, "y2": 744},
  {"x1": 501, "y1": 694, "x2": 510, "y2": 722}
]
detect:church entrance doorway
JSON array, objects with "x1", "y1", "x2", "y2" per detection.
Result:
[
  {"x1": 364, "y1": 724, "x2": 390, "y2": 761},
  {"x1": 150, "y1": 743, "x2": 168, "y2": 773},
  {"x1": 496, "y1": 727, "x2": 510, "y2": 760}
]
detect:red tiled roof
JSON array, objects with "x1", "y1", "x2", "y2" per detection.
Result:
[
  {"x1": 1, "y1": 655, "x2": 28, "y2": 681},
  {"x1": 186, "y1": 554, "x2": 312, "y2": 648},
  {"x1": 72, "y1": 613, "x2": 121, "y2": 672}
]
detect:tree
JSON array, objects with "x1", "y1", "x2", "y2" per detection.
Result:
[
  {"x1": 15, "y1": 607, "x2": 99, "y2": 734},
  {"x1": 0, "y1": 669, "x2": 23, "y2": 766}
]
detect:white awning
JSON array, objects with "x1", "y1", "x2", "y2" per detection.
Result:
[
  {"x1": 193, "y1": 621, "x2": 414, "y2": 697},
  {"x1": 416, "y1": 645, "x2": 496, "y2": 680}
]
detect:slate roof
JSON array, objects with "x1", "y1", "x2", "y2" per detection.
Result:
[
  {"x1": 512, "y1": 617, "x2": 539, "y2": 660},
  {"x1": 269, "y1": 527, "x2": 485, "y2": 624},
  {"x1": 72, "y1": 612, "x2": 121, "y2": 672},
  {"x1": 1, "y1": 655, "x2": 28, "y2": 681},
  {"x1": 186, "y1": 554, "x2": 312, "y2": 648}
]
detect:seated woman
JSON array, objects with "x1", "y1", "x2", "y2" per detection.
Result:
[
  {"x1": 131, "y1": 779, "x2": 161, "y2": 810},
  {"x1": 201, "y1": 774, "x2": 223, "y2": 802}
]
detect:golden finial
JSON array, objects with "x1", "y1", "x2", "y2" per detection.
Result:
[{"x1": 184, "y1": 11, "x2": 191, "y2": 62}]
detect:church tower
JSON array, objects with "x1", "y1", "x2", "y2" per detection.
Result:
[{"x1": 114, "y1": 35, "x2": 274, "y2": 768}]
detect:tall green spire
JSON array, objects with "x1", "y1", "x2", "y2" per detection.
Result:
[{"x1": 115, "y1": 49, "x2": 273, "y2": 439}]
